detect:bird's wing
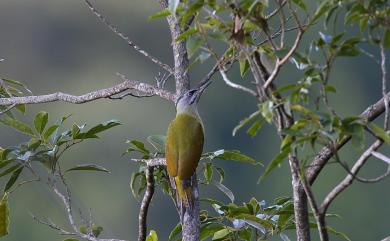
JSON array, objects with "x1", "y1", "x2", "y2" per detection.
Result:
[
  {"x1": 166, "y1": 120, "x2": 179, "y2": 177},
  {"x1": 176, "y1": 115, "x2": 204, "y2": 179}
]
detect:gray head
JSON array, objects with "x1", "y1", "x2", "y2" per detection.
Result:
[{"x1": 175, "y1": 81, "x2": 211, "y2": 112}]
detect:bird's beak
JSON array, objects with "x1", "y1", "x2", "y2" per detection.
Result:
[{"x1": 195, "y1": 81, "x2": 211, "y2": 102}]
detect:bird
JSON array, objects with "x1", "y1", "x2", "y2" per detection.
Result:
[{"x1": 165, "y1": 81, "x2": 210, "y2": 212}]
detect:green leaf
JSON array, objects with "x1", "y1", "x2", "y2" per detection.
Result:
[
  {"x1": 384, "y1": 30, "x2": 390, "y2": 48},
  {"x1": 187, "y1": 36, "x2": 203, "y2": 58},
  {"x1": 79, "y1": 226, "x2": 87, "y2": 234},
  {"x1": 212, "y1": 149, "x2": 261, "y2": 165},
  {"x1": 147, "y1": 135, "x2": 166, "y2": 153},
  {"x1": 237, "y1": 213, "x2": 274, "y2": 230},
  {"x1": 34, "y1": 111, "x2": 48, "y2": 134},
  {"x1": 63, "y1": 239, "x2": 79, "y2": 241},
  {"x1": 4, "y1": 167, "x2": 23, "y2": 193},
  {"x1": 176, "y1": 27, "x2": 197, "y2": 42},
  {"x1": 291, "y1": 0, "x2": 307, "y2": 11},
  {"x1": 349, "y1": 123, "x2": 365, "y2": 150},
  {"x1": 125, "y1": 140, "x2": 150, "y2": 156},
  {"x1": 15, "y1": 104, "x2": 26, "y2": 114},
  {"x1": 246, "y1": 119, "x2": 265, "y2": 137},
  {"x1": 232, "y1": 110, "x2": 261, "y2": 136},
  {"x1": 212, "y1": 228, "x2": 231, "y2": 240},
  {"x1": 259, "y1": 147, "x2": 291, "y2": 182},
  {"x1": 0, "y1": 165, "x2": 21, "y2": 178},
  {"x1": 0, "y1": 160, "x2": 11, "y2": 170},
  {"x1": 238, "y1": 229, "x2": 252, "y2": 241},
  {"x1": 367, "y1": 123, "x2": 390, "y2": 145},
  {"x1": 312, "y1": 1, "x2": 333, "y2": 23},
  {"x1": 65, "y1": 164, "x2": 109, "y2": 173},
  {"x1": 0, "y1": 194, "x2": 9, "y2": 237},
  {"x1": 214, "y1": 166, "x2": 225, "y2": 183},
  {"x1": 200, "y1": 224, "x2": 224, "y2": 240},
  {"x1": 146, "y1": 230, "x2": 158, "y2": 241},
  {"x1": 92, "y1": 224, "x2": 103, "y2": 237},
  {"x1": 0, "y1": 117, "x2": 34, "y2": 136},
  {"x1": 43, "y1": 125, "x2": 59, "y2": 141},
  {"x1": 3, "y1": 78, "x2": 30, "y2": 91},
  {"x1": 83, "y1": 120, "x2": 122, "y2": 138},
  {"x1": 168, "y1": 0, "x2": 180, "y2": 14},
  {"x1": 168, "y1": 222, "x2": 181, "y2": 241},
  {"x1": 204, "y1": 162, "x2": 213, "y2": 183},
  {"x1": 148, "y1": 9, "x2": 171, "y2": 21},
  {"x1": 211, "y1": 180, "x2": 234, "y2": 203},
  {"x1": 326, "y1": 226, "x2": 351, "y2": 241},
  {"x1": 260, "y1": 100, "x2": 274, "y2": 123},
  {"x1": 130, "y1": 172, "x2": 144, "y2": 197},
  {"x1": 239, "y1": 59, "x2": 250, "y2": 77}
]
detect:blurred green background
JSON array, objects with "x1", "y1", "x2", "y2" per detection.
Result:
[{"x1": 0, "y1": 1, "x2": 389, "y2": 240}]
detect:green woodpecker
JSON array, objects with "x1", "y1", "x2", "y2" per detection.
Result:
[{"x1": 166, "y1": 82, "x2": 210, "y2": 210}]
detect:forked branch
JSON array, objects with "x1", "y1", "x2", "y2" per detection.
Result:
[{"x1": 0, "y1": 78, "x2": 175, "y2": 106}]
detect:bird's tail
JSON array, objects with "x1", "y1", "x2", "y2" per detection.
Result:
[{"x1": 174, "y1": 177, "x2": 193, "y2": 213}]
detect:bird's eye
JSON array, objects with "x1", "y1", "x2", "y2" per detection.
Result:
[{"x1": 188, "y1": 89, "x2": 197, "y2": 95}]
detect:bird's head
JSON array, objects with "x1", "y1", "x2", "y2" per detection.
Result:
[{"x1": 175, "y1": 81, "x2": 211, "y2": 114}]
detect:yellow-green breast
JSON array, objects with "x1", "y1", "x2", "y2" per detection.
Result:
[{"x1": 166, "y1": 113, "x2": 204, "y2": 179}]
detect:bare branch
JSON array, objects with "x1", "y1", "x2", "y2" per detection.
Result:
[
  {"x1": 371, "y1": 151, "x2": 390, "y2": 165},
  {"x1": 157, "y1": 0, "x2": 190, "y2": 96},
  {"x1": 132, "y1": 158, "x2": 166, "y2": 167},
  {"x1": 380, "y1": 43, "x2": 389, "y2": 129},
  {"x1": 31, "y1": 214, "x2": 75, "y2": 235},
  {"x1": 359, "y1": 165, "x2": 390, "y2": 183},
  {"x1": 0, "y1": 77, "x2": 176, "y2": 106},
  {"x1": 307, "y1": 91, "x2": 390, "y2": 185},
  {"x1": 299, "y1": 169, "x2": 328, "y2": 241},
  {"x1": 138, "y1": 166, "x2": 155, "y2": 241},
  {"x1": 219, "y1": 69, "x2": 258, "y2": 97},
  {"x1": 83, "y1": 0, "x2": 173, "y2": 74},
  {"x1": 263, "y1": 29, "x2": 304, "y2": 90},
  {"x1": 320, "y1": 139, "x2": 384, "y2": 213},
  {"x1": 44, "y1": 174, "x2": 129, "y2": 241},
  {"x1": 265, "y1": 0, "x2": 287, "y2": 20}
]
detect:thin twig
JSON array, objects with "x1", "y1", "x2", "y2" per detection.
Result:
[
  {"x1": 132, "y1": 158, "x2": 166, "y2": 167},
  {"x1": 0, "y1": 104, "x2": 16, "y2": 115},
  {"x1": 380, "y1": 43, "x2": 389, "y2": 130},
  {"x1": 43, "y1": 173, "x2": 129, "y2": 241},
  {"x1": 263, "y1": 29, "x2": 304, "y2": 90},
  {"x1": 320, "y1": 139, "x2": 384, "y2": 213},
  {"x1": 138, "y1": 166, "x2": 155, "y2": 241},
  {"x1": 276, "y1": 0, "x2": 286, "y2": 49},
  {"x1": 371, "y1": 151, "x2": 390, "y2": 164},
  {"x1": 265, "y1": 0, "x2": 287, "y2": 20},
  {"x1": 0, "y1": 78, "x2": 175, "y2": 106},
  {"x1": 83, "y1": 0, "x2": 173, "y2": 74},
  {"x1": 307, "y1": 91, "x2": 390, "y2": 184},
  {"x1": 356, "y1": 165, "x2": 390, "y2": 183},
  {"x1": 31, "y1": 214, "x2": 76, "y2": 235},
  {"x1": 219, "y1": 69, "x2": 257, "y2": 97}
]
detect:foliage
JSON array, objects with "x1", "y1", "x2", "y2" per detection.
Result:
[
  {"x1": 0, "y1": 110, "x2": 121, "y2": 236},
  {"x1": 1, "y1": 0, "x2": 390, "y2": 240}
]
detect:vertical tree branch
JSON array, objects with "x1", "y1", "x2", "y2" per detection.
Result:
[
  {"x1": 138, "y1": 166, "x2": 155, "y2": 241},
  {"x1": 288, "y1": 155, "x2": 311, "y2": 241},
  {"x1": 157, "y1": 2, "x2": 199, "y2": 241},
  {"x1": 380, "y1": 43, "x2": 388, "y2": 130},
  {"x1": 158, "y1": 0, "x2": 190, "y2": 96}
]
